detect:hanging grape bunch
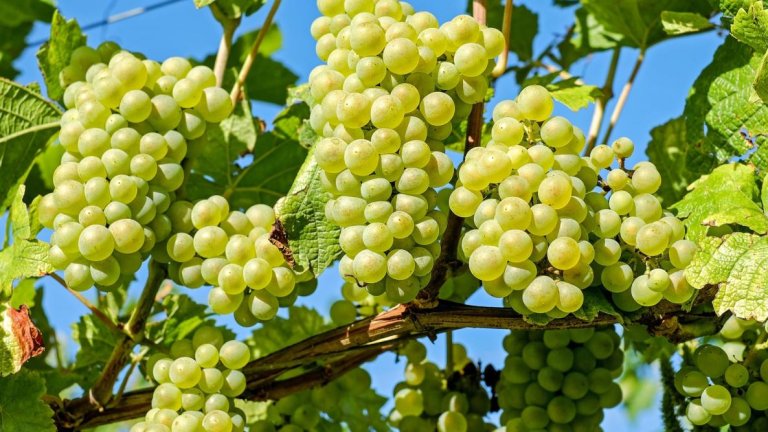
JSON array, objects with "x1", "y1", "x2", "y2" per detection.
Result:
[
  {"x1": 39, "y1": 42, "x2": 233, "y2": 292},
  {"x1": 162, "y1": 198, "x2": 296, "y2": 325},
  {"x1": 389, "y1": 340, "x2": 495, "y2": 432},
  {"x1": 497, "y1": 328, "x2": 624, "y2": 431},
  {"x1": 131, "y1": 326, "x2": 249, "y2": 432},
  {"x1": 451, "y1": 85, "x2": 697, "y2": 317},
  {"x1": 310, "y1": 0, "x2": 505, "y2": 302}
]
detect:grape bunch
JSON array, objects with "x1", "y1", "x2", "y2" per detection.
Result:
[
  {"x1": 310, "y1": 0, "x2": 505, "y2": 302},
  {"x1": 160, "y1": 197, "x2": 297, "y2": 325},
  {"x1": 39, "y1": 42, "x2": 233, "y2": 292},
  {"x1": 674, "y1": 342, "x2": 768, "y2": 429},
  {"x1": 247, "y1": 368, "x2": 380, "y2": 432},
  {"x1": 450, "y1": 85, "x2": 697, "y2": 316},
  {"x1": 496, "y1": 328, "x2": 624, "y2": 432},
  {"x1": 131, "y1": 326, "x2": 250, "y2": 432},
  {"x1": 389, "y1": 340, "x2": 496, "y2": 432}
]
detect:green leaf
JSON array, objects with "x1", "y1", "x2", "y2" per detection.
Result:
[
  {"x1": 246, "y1": 306, "x2": 331, "y2": 358},
  {"x1": 684, "y1": 38, "x2": 768, "y2": 170},
  {"x1": 731, "y1": 1, "x2": 768, "y2": 52},
  {"x1": 0, "y1": 369, "x2": 55, "y2": 432},
  {"x1": 718, "y1": 0, "x2": 752, "y2": 17},
  {"x1": 470, "y1": 1, "x2": 538, "y2": 61},
  {"x1": 0, "y1": 79, "x2": 61, "y2": 216},
  {"x1": 148, "y1": 294, "x2": 210, "y2": 347},
  {"x1": 0, "y1": 22, "x2": 34, "y2": 79},
  {"x1": 646, "y1": 117, "x2": 716, "y2": 205},
  {"x1": 35, "y1": 11, "x2": 86, "y2": 101},
  {"x1": 71, "y1": 314, "x2": 117, "y2": 371},
  {"x1": 582, "y1": 0, "x2": 715, "y2": 49},
  {"x1": 23, "y1": 140, "x2": 64, "y2": 204},
  {"x1": 0, "y1": 240, "x2": 53, "y2": 300},
  {"x1": 523, "y1": 74, "x2": 602, "y2": 111},
  {"x1": 208, "y1": 0, "x2": 266, "y2": 18},
  {"x1": 276, "y1": 147, "x2": 342, "y2": 277},
  {"x1": 439, "y1": 270, "x2": 481, "y2": 303},
  {"x1": 673, "y1": 163, "x2": 763, "y2": 241},
  {"x1": 0, "y1": 0, "x2": 54, "y2": 27},
  {"x1": 754, "y1": 50, "x2": 768, "y2": 103},
  {"x1": 762, "y1": 173, "x2": 768, "y2": 211},
  {"x1": 10, "y1": 279, "x2": 36, "y2": 309},
  {"x1": 686, "y1": 233, "x2": 768, "y2": 320},
  {"x1": 9, "y1": 186, "x2": 32, "y2": 241},
  {"x1": 572, "y1": 289, "x2": 621, "y2": 323},
  {"x1": 556, "y1": 8, "x2": 624, "y2": 69},
  {"x1": 660, "y1": 11, "x2": 714, "y2": 35}
]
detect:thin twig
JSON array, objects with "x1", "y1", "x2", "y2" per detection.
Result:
[
  {"x1": 210, "y1": 4, "x2": 240, "y2": 87},
  {"x1": 49, "y1": 273, "x2": 123, "y2": 335},
  {"x1": 585, "y1": 47, "x2": 621, "y2": 154},
  {"x1": 230, "y1": 0, "x2": 282, "y2": 103},
  {"x1": 492, "y1": 0, "x2": 513, "y2": 78},
  {"x1": 600, "y1": 50, "x2": 645, "y2": 145},
  {"x1": 533, "y1": 60, "x2": 585, "y2": 85}
]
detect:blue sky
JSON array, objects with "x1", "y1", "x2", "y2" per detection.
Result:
[{"x1": 10, "y1": 1, "x2": 725, "y2": 430}]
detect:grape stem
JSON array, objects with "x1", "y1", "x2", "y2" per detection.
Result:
[
  {"x1": 491, "y1": 0, "x2": 514, "y2": 78},
  {"x1": 54, "y1": 260, "x2": 167, "y2": 430},
  {"x1": 585, "y1": 47, "x2": 621, "y2": 154},
  {"x1": 49, "y1": 272, "x2": 123, "y2": 336},
  {"x1": 210, "y1": 4, "x2": 241, "y2": 87},
  {"x1": 230, "y1": 0, "x2": 282, "y2": 103},
  {"x1": 600, "y1": 50, "x2": 645, "y2": 145}
]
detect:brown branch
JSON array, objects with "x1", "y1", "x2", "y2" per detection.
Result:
[
  {"x1": 230, "y1": 0, "x2": 281, "y2": 103},
  {"x1": 492, "y1": 0, "x2": 513, "y2": 78},
  {"x1": 585, "y1": 47, "x2": 621, "y2": 154},
  {"x1": 54, "y1": 261, "x2": 166, "y2": 430},
  {"x1": 600, "y1": 50, "x2": 645, "y2": 145},
  {"x1": 53, "y1": 286, "x2": 718, "y2": 429}
]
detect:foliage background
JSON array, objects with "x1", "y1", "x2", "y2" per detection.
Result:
[{"x1": 2, "y1": 0, "x2": 733, "y2": 430}]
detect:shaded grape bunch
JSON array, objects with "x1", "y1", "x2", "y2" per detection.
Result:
[
  {"x1": 132, "y1": 326, "x2": 249, "y2": 432},
  {"x1": 310, "y1": 0, "x2": 504, "y2": 302},
  {"x1": 41, "y1": 42, "x2": 233, "y2": 292},
  {"x1": 452, "y1": 85, "x2": 696, "y2": 317},
  {"x1": 497, "y1": 327, "x2": 624, "y2": 432}
]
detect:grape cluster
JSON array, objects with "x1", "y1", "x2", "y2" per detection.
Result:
[
  {"x1": 674, "y1": 342, "x2": 768, "y2": 429},
  {"x1": 450, "y1": 85, "x2": 696, "y2": 316},
  {"x1": 497, "y1": 328, "x2": 624, "y2": 432},
  {"x1": 160, "y1": 197, "x2": 296, "y2": 325},
  {"x1": 131, "y1": 326, "x2": 250, "y2": 432},
  {"x1": 311, "y1": 0, "x2": 504, "y2": 302},
  {"x1": 39, "y1": 42, "x2": 233, "y2": 292},
  {"x1": 248, "y1": 368, "x2": 376, "y2": 432},
  {"x1": 389, "y1": 341, "x2": 495, "y2": 432}
]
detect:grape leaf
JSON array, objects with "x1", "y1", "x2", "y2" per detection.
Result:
[
  {"x1": 0, "y1": 369, "x2": 55, "y2": 432},
  {"x1": 523, "y1": 74, "x2": 602, "y2": 111},
  {"x1": 582, "y1": 0, "x2": 715, "y2": 49},
  {"x1": 10, "y1": 279, "x2": 35, "y2": 309},
  {"x1": 686, "y1": 233, "x2": 768, "y2": 321},
  {"x1": 246, "y1": 306, "x2": 331, "y2": 358},
  {"x1": 660, "y1": 11, "x2": 714, "y2": 35},
  {"x1": 0, "y1": 22, "x2": 34, "y2": 79},
  {"x1": 0, "y1": 0, "x2": 54, "y2": 27},
  {"x1": 147, "y1": 294, "x2": 210, "y2": 347},
  {"x1": 71, "y1": 315, "x2": 117, "y2": 376},
  {"x1": 573, "y1": 289, "x2": 621, "y2": 323},
  {"x1": 469, "y1": 1, "x2": 538, "y2": 61},
  {"x1": 762, "y1": 174, "x2": 768, "y2": 211},
  {"x1": 276, "y1": 146, "x2": 342, "y2": 277},
  {"x1": 755, "y1": 50, "x2": 768, "y2": 103},
  {"x1": 0, "y1": 240, "x2": 52, "y2": 301},
  {"x1": 0, "y1": 79, "x2": 61, "y2": 216},
  {"x1": 684, "y1": 38, "x2": 768, "y2": 170},
  {"x1": 556, "y1": 8, "x2": 624, "y2": 69},
  {"x1": 646, "y1": 117, "x2": 716, "y2": 205},
  {"x1": 672, "y1": 163, "x2": 764, "y2": 241},
  {"x1": 718, "y1": 0, "x2": 752, "y2": 17},
  {"x1": 731, "y1": 1, "x2": 768, "y2": 52},
  {"x1": 35, "y1": 11, "x2": 85, "y2": 101},
  {"x1": 208, "y1": 0, "x2": 266, "y2": 18}
]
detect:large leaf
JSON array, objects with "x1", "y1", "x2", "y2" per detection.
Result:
[
  {"x1": 0, "y1": 0, "x2": 54, "y2": 27},
  {"x1": 730, "y1": 1, "x2": 768, "y2": 52},
  {"x1": 276, "y1": 147, "x2": 342, "y2": 277},
  {"x1": 0, "y1": 240, "x2": 52, "y2": 301},
  {"x1": 0, "y1": 369, "x2": 55, "y2": 431},
  {"x1": 582, "y1": 0, "x2": 715, "y2": 49},
  {"x1": 684, "y1": 38, "x2": 768, "y2": 170},
  {"x1": 556, "y1": 8, "x2": 624, "y2": 68},
  {"x1": 0, "y1": 79, "x2": 60, "y2": 216},
  {"x1": 0, "y1": 22, "x2": 34, "y2": 79},
  {"x1": 660, "y1": 11, "x2": 714, "y2": 35},
  {"x1": 479, "y1": 1, "x2": 539, "y2": 62},
  {"x1": 645, "y1": 117, "x2": 715, "y2": 205},
  {"x1": 672, "y1": 164, "x2": 765, "y2": 241},
  {"x1": 35, "y1": 11, "x2": 86, "y2": 101},
  {"x1": 686, "y1": 233, "x2": 768, "y2": 321}
]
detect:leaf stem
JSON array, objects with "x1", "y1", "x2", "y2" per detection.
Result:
[
  {"x1": 230, "y1": 0, "x2": 282, "y2": 104},
  {"x1": 211, "y1": 5, "x2": 241, "y2": 87},
  {"x1": 585, "y1": 47, "x2": 621, "y2": 154},
  {"x1": 491, "y1": 0, "x2": 513, "y2": 78},
  {"x1": 600, "y1": 50, "x2": 645, "y2": 145}
]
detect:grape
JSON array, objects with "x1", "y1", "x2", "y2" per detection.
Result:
[
  {"x1": 522, "y1": 276, "x2": 558, "y2": 313},
  {"x1": 547, "y1": 237, "x2": 580, "y2": 271},
  {"x1": 701, "y1": 385, "x2": 732, "y2": 415},
  {"x1": 469, "y1": 246, "x2": 505, "y2": 281},
  {"x1": 630, "y1": 275, "x2": 662, "y2": 306},
  {"x1": 516, "y1": 85, "x2": 553, "y2": 121},
  {"x1": 78, "y1": 225, "x2": 115, "y2": 261},
  {"x1": 694, "y1": 345, "x2": 729, "y2": 379},
  {"x1": 600, "y1": 263, "x2": 633, "y2": 293}
]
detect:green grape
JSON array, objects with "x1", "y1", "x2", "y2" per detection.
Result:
[
  {"x1": 202, "y1": 410, "x2": 233, "y2": 432},
  {"x1": 516, "y1": 85, "x2": 553, "y2": 121},
  {"x1": 503, "y1": 261, "x2": 537, "y2": 290},
  {"x1": 119, "y1": 89, "x2": 152, "y2": 122},
  {"x1": 593, "y1": 239, "x2": 621, "y2": 266},
  {"x1": 148, "y1": 94, "x2": 182, "y2": 132},
  {"x1": 694, "y1": 345, "x2": 729, "y2": 379},
  {"x1": 556, "y1": 281, "x2": 583, "y2": 313},
  {"x1": 65, "y1": 261, "x2": 94, "y2": 291},
  {"x1": 419, "y1": 92, "x2": 455, "y2": 126},
  {"x1": 630, "y1": 275, "x2": 662, "y2": 306},
  {"x1": 528, "y1": 204, "x2": 558, "y2": 236},
  {"x1": 352, "y1": 249, "x2": 387, "y2": 283},
  {"x1": 152, "y1": 383, "x2": 182, "y2": 410},
  {"x1": 454, "y1": 43, "x2": 487, "y2": 77},
  {"x1": 220, "y1": 369, "x2": 247, "y2": 397},
  {"x1": 540, "y1": 117, "x2": 573, "y2": 148},
  {"x1": 631, "y1": 166, "x2": 661, "y2": 194},
  {"x1": 635, "y1": 222, "x2": 671, "y2": 256},
  {"x1": 387, "y1": 249, "x2": 416, "y2": 280},
  {"x1": 469, "y1": 245, "x2": 505, "y2": 281},
  {"x1": 631, "y1": 193, "x2": 662, "y2": 222},
  {"x1": 589, "y1": 145, "x2": 614, "y2": 169},
  {"x1": 167, "y1": 233, "x2": 196, "y2": 262},
  {"x1": 209, "y1": 287, "x2": 243, "y2": 315},
  {"x1": 611, "y1": 137, "x2": 634, "y2": 158},
  {"x1": 395, "y1": 388, "x2": 424, "y2": 417},
  {"x1": 498, "y1": 230, "x2": 533, "y2": 263},
  {"x1": 522, "y1": 276, "x2": 558, "y2": 313},
  {"x1": 169, "y1": 357, "x2": 202, "y2": 389},
  {"x1": 600, "y1": 263, "x2": 633, "y2": 293},
  {"x1": 646, "y1": 268, "x2": 670, "y2": 292},
  {"x1": 680, "y1": 370, "x2": 708, "y2": 397},
  {"x1": 538, "y1": 175, "x2": 572, "y2": 210},
  {"x1": 547, "y1": 237, "x2": 580, "y2": 270},
  {"x1": 724, "y1": 363, "x2": 749, "y2": 388},
  {"x1": 218, "y1": 263, "x2": 246, "y2": 295},
  {"x1": 701, "y1": 385, "x2": 732, "y2": 415},
  {"x1": 669, "y1": 239, "x2": 697, "y2": 269},
  {"x1": 219, "y1": 340, "x2": 250, "y2": 370},
  {"x1": 194, "y1": 226, "x2": 228, "y2": 258},
  {"x1": 78, "y1": 225, "x2": 115, "y2": 261},
  {"x1": 437, "y1": 411, "x2": 468, "y2": 432}
]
